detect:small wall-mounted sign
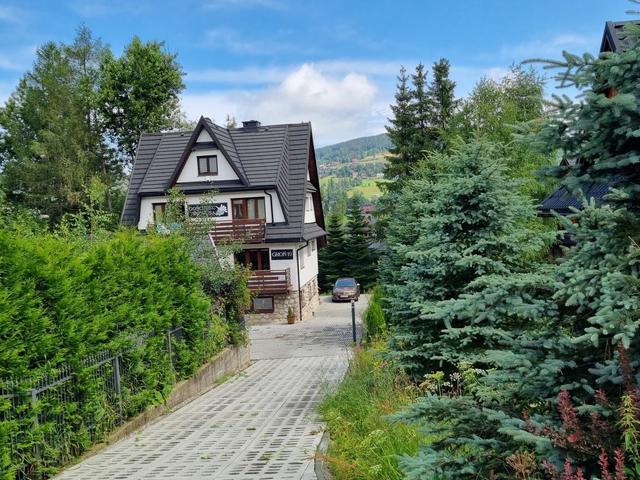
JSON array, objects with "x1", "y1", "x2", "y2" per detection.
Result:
[
  {"x1": 187, "y1": 202, "x2": 229, "y2": 218},
  {"x1": 271, "y1": 249, "x2": 294, "y2": 260}
]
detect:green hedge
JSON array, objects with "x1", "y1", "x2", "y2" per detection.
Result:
[{"x1": 0, "y1": 229, "x2": 238, "y2": 478}]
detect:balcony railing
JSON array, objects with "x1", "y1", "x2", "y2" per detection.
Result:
[
  {"x1": 208, "y1": 219, "x2": 266, "y2": 245},
  {"x1": 248, "y1": 269, "x2": 291, "y2": 295}
]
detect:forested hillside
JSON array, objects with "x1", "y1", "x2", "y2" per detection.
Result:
[{"x1": 316, "y1": 133, "x2": 391, "y2": 164}]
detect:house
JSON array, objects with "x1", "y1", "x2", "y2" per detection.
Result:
[
  {"x1": 538, "y1": 20, "x2": 639, "y2": 218},
  {"x1": 121, "y1": 117, "x2": 327, "y2": 324}
]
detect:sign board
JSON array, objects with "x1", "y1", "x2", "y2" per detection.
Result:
[
  {"x1": 187, "y1": 202, "x2": 229, "y2": 218},
  {"x1": 271, "y1": 249, "x2": 294, "y2": 260}
]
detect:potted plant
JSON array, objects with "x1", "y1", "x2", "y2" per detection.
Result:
[{"x1": 287, "y1": 306, "x2": 296, "y2": 324}]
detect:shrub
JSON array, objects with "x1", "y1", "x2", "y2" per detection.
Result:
[
  {"x1": 319, "y1": 341, "x2": 430, "y2": 480},
  {"x1": 0, "y1": 227, "x2": 245, "y2": 477},
  {"x1": 363, "y1": 287, "x2": 387, "y2": 342}
]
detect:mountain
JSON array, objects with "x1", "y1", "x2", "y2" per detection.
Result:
[{"x1": 316, "y1": 133, "x2": 391, "y2": 165}]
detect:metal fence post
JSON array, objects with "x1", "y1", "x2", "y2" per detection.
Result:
[
  {"x1": 351, "y1": 300, "x2": 357, "y2": 344},
  {"x1": 166, "y1": 330, "x2": 174, "y2": 372},
  {"x1": 112, "y1": 355, "x2": 123, "y2": 423},
  {"x1": 31, "y1": 388, "x2": 41, "y2": 464}
]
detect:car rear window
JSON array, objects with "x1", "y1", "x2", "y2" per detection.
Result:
[{"x1": 335, "y1": 279, "x2": 356, "y2": 287}]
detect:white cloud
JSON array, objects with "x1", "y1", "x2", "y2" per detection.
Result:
[
  {"x1": 500, "y1": 33, "x2": 598, "y2": 59},
  {"x1": 187, "y1": 59, "x2": 405, "y2": 84},
  {"x1": 181, "y1": 63, "x2": 384, "y2": 146}
]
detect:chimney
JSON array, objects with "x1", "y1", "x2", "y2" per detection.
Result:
[{"x1": 242, "y1": 120, "x2": 261, "y2": 129}]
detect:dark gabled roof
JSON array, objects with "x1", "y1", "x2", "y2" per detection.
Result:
[
  {"x1": 538, "y1": 181, "x2": 612, "y2": 216},
  {"x1": 120, "y1": 118, "x2": 325, "y2": 243},
  {"x1": 601, "y1": 20, "x2": 640, "y2": 53}
]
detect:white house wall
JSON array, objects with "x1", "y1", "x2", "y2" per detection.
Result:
[
  {"x1": 304, "y1": 193, "x2": 316, "y2": 224},
  {"x1": 137, "y1": 190, "x2": 285, "y2": 230},
  {"x1": 176, "y1": 148, "x2": 239, "y2": 183},
  {"x1": 298, "y1": 239, "x2": 318, "y2": 287}
]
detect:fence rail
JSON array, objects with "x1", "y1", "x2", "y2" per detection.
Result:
[{"x1": 0, "y1": 325, "x2": 220, "y2": 480}]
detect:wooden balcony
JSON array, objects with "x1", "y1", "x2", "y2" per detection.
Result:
[
  {"x1": 248, "y1": 269, "x2": 291, "y2": 295},
  {"x1": 208, "y1": 219, "x2": 266, "y2": 244}
]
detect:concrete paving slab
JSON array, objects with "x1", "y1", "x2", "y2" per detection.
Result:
[{"x1": 55, "y1": 295, "x2": 368, "y2": 480}]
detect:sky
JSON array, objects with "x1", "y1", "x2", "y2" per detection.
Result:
[{"x1": 0, "y1": 0, "x2": 634, "y2": 146}]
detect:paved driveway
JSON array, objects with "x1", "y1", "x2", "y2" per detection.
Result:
[{"x1": 56, "y1": 295, "x2": 368, "y2": 480}]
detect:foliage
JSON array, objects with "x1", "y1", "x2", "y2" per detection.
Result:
[
  {"x1": 318, "y1": 211, "x2": 350, "y2": 291},
  {"x1": 384, "y1": 61, "x2": 458, "y2": 190},
  {"x1": 99, "y1": 36, "x2": 186, "y2": 166},
  {"x1": 0, "y1": 195, "x2": 249, "y2": 476},
  {"x1": 0, "y1": 27, "x2": 117, "y2": 224},
  {"x1": 363, "y1": 287, "x2": 387, "y2": 342},
  {"x1": 344, "y1": 196, "x2": 378, "y2": 290},
  {"x1": 519, "y1": 22, "x2": 640, "y2": 209},
  {"x1": 319, "y1": 341, "x2": 429, "y2": 480},
  {"x1": 457, "y1": 64, "x2": 555, "y2": 200},
  {"x1": 385, "y1": 22, "x2": 640, "y2": 480},
  {"x1": 382, "y1": 141, "x2": 548, "y2": 376}
]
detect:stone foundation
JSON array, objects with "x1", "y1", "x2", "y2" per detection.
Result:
[{"x1": 244, "y1": 276, "x2": 320, "y2": 325}]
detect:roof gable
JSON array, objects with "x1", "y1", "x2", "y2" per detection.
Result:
[{"x1": 168, "y1": 116, "x2": 248, "y2": 187}]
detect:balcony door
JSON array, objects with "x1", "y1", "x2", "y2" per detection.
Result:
[
  {"x1": 235, "y1": 249, "x2": 270, "y2": 271},
  {"x1": 232, "y1": 197, "x2": 266, "y2": 220}
]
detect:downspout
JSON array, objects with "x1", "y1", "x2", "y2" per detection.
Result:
[
  {"x1": 263, "y1": 190, "x2": 275, "y2": 225},
  {"x1": 295, "y1": 240, "x2": 309, "y2": 322}
]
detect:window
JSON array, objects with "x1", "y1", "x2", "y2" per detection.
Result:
[
  {"x1": 152, "y1": 203, "x2": 166, "y2": 223},
  {"x1": 311, "y1": 239, "x2": 316, "y2": 251},
  {"x1": 306, "y1": 194, "x2": 313, "y2": 212},
  {"x1": 300, "y1": 248, "x2": 305, "y2": 269},
  {"x1": 307, "y1": 243, "x2": 312, "y2": 257},
  {"x1": 197, "y1": 155, "x2": 218, "y2": 175},
  {"x1": 235, "y1": 249, "x2": 270, "y2": 271},
  {"x1": 231, "y1": 197, "x2": 266, "y2": 220},
  {"x1": 252, "y1": 296, "x2": 274, "y2": 313}
]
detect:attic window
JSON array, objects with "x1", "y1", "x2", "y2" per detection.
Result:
[{"x1": 197, "y1": 155, "x2": 218, "y2": 175}]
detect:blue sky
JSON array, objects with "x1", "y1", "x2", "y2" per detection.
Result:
[{"x1": 0, "y1": 0, "x2": 633, "y2": 145}]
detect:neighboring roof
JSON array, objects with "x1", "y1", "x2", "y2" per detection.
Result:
[
  {"x1": 601, "y1": 20, "x2": 640, "y2": 53},
  {"x1": 121, "y1": 117, "x2": 325, "y2": 243},
  {"x1": 538, "y1": 182, "x2": 612, "y2": 216}
]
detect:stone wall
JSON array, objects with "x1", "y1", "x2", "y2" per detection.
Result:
[{"x1": 244, "y1": 275, "x2": 320, "y2": 325}]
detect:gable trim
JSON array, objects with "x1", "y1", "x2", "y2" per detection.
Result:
[{"x1": 168, "y1": 117, "x2": 248, "y2": 188}]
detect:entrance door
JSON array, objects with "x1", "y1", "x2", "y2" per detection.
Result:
[
  {"x1": 231, "y1": 198, "x2": 266, "y2": 220},
  {"x1": 235, "y1": 249, "x2": 270, "y2": 271}
]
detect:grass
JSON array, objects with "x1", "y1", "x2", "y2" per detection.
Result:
[
  {"x1": 318, "y1": 341, "x2": 427, "y2": 480},
  {"x1": 347, "y1": 179, "x2": 383, "y2": 199}
]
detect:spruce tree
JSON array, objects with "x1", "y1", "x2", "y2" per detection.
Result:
[
  {"x1": 396, "y1": 23, "x2": 640, "y2": 479},
  {"x1": 344, "y1": 196, "x2": 377, "y2": 289},
  {"x1": 318, "y1": 212, "x2": 349, "y2": 291},
  {"x1": 384, "y1": 66, "x2": 416, "y2": 185},
  {"x1": 386, "y1": 141, "x2": 545, "y2": 376},
  {"x1": 427, "y1": 58, "x2": 458, "y2": 151}
]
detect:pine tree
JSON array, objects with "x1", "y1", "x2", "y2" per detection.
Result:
[
  {"x1": 384, "y1": 66, "x2": 417, "y2": 185},
  {"x1": 410, "y1": 63, "x2": 433, "y2": 159},
  {"x1": 318, "y1": 212, "x2": 349, "y2": 291},
  {"x1": 427, "y1": 58, "x2": 458, "y2": 151},
  {"x1": 344, "y1": 196, "x2": 377, "y2": 289}
]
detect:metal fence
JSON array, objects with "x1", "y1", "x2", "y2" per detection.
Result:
[{"x1": 0, "y1": 325, "x2": 208, "y2": 480}]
